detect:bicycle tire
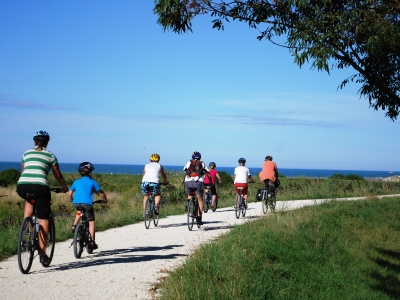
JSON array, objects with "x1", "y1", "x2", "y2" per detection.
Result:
[
  {"x1": 269, "y1": 196, "x2": 277, "y2": 213},
  {"x1": 187, "y1": 199, "x2": 195, "y2": 231},
  {"x1": 153, "y1": 207, "x2": 160, "y2": 227},
  {"x1": 86, "y1": 226, "x2": 93, "y2": 254},
  {"x1": 235, "y1": 194, "x2": 241, "y2": 219},
  {"x1": 262, "y1": 190, "x2": 269, "y2": 214},
  {"x1": 242, "y1": 200, "x2": 246, "y2": 217},
  {"x1": 41, "y1": 216, "x2": 55, "y2": 267},
  {"x1": 203, "y1": 193, "x2": 209, "y2": 213},
  {"x1": 212, "y1": 195, "x2": 218, "y2": 212},
  {"x1": 73, "y1": 224, "x2": 84, "y2": 258},
  {"x1": 144, "y1": 198, "x2": 152, "y2": 229},
  {"x1": 195, "y1": 201, "x2": 201, "y2": 228},
  {"x1": 17, "y1": 217, "x2": 34, "y2": 274}
]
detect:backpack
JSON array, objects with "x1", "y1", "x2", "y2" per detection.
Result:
[{"x1": 187, "y1": 159, "x2": 204, "y2": 177}]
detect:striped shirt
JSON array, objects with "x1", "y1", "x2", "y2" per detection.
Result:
[{"x1": 17, "y1": 147, "x2": 58, "y2": 186}]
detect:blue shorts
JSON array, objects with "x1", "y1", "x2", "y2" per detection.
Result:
[
  {"x1": 141, "y1": 182, "x2": 161, "y2": 195},
  {"x1": 184, "y1": 181, "x2": 204, "y2": 196}
]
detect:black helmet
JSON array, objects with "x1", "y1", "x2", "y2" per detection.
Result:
[
  {"x1": 238, "y1": 157, "x2": 246, "y2": 164},
  {"x1": 78, "y1": 162, "x2": 95, "y2": 175},
  {"x1": 209, "y1": 162, "x2": 216, "y2": 168}
]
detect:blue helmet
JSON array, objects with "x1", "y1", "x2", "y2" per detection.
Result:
[
  {"x1": 192, "y1": 151, "x2": 201, "y2": 159},
  {"x1": 33, "y1": 130, "x2": 50, "y2": 142}
]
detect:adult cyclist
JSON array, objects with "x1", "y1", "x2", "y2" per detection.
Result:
[
  {"x1": 183, "y1": 151, "x2": 209, "y2": 225},
  {"x1": 259, "y1": 155, "x2": 279, "y2": 193},
  {"x1": 233, "y1": 157, "x2": 254, "y2": 208},
  {"x1": 141, "y1": 153, "x2": 168, "y2": 215},
  {"x1": 203, "y1": 162, "x2": 222, "y2": 208},
  {"x1": 16, "y1": 131, "x2": 69, "y2": 264}
]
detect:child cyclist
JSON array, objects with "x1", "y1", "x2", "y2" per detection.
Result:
[
  {"x1": 203, "y1": 162, "x2": 222, "y2": 208},
  {"x1": 141, "y1": 153, "x2": 169, "y2": 215},
  {"x1": 68, "y1": 162, "x2": 107, "y2": 250}
]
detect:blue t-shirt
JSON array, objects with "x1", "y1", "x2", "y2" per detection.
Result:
[{"x1": 70, "y1": 176, "x2": 101, "y2": 205}]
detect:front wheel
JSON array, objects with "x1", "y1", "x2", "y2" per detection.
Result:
[
  {"x1": 73, "y1": 224, "x2": 84, "y2": 258},
  {"x1": 187, "y1": 199, "x2": 195, "y2": 231},
  {"x1": 17, "y1": 217, "x2": 34, "y2": 274},
  {"x1": 212, "y1": 195, "x2": 218, "y2": 212},
  {"x1": 41, "y1": 216, "x2": 55, "y2": 267},
  {"x1": 235, "y1": 194, "x2": 241, "y2": 219}
]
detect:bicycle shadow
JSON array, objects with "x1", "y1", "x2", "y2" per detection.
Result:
[{"x1": 36, "y1": 244, "x2": 186, "y2": 273}]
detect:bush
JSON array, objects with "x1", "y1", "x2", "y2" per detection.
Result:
[
  {"x1": 0, "y1": 169, "x2": 21, "y2": 187},
  {"x1": 329, "y1": 173, "x2": 345, "y2": 179},
  {"x1": 344, "y1": 174, "x2": 365, "y2": 180}
]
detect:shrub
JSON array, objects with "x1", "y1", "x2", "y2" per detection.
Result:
[
  {"x1": 344, "y1": 174, "x2": 365, "y2": 180},
  {"x1": 329, "y1": 173, "x2": 345, "y2": 180},
  {"x1": 0, "y1": 169, "x2": 21, "y2": 187}
]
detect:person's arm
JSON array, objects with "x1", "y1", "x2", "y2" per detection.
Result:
[
  {"x1": 142, "y1": 166, "x2": 146, "y2": 177},
  {"x1": 216, "y1": 172, "x2": 222, "y2": 184},
  {"x1": 52, "y1": 163, "x2": 69, "y2": 192},
  {"x1": 160, "y1": 165, "x2": 168, "y2": 184},
  {"x1": 98, "y1": 190, "x2": 108, "y2": 203},
  {"x1": 67, "y1": 190, "x2": 74, "y2": 202}
]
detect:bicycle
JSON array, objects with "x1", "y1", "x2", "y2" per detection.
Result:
[
  {"x1": 73, "y1": 200, "x2": 104, "y2": 258},
  {"x1": 203, "y1": 185, "x2": 218, "y2": 213},
  {"x1": 235, "y1": 187, "x2": 247, "y2": 219},
  {"x1": 17, "y1": 188, "x2": 61, "y2": 274},
  {"x1": 261, "y1": 186, "x2": 277, "y2": 214},
  {"x1": 187, "y1": 188, "x2": 202, "y2": 231},
  {"x1": 143, "y1": 183, "x2": 167, "y2": 229}
]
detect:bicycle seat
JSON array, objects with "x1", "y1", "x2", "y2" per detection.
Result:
[{"x1": 188, "y1": 188, "x2": 196, "y2": 196}]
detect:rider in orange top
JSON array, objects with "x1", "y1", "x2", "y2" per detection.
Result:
[{"x1": 259, "y1": 155, "x2": 279, "y2": 187}]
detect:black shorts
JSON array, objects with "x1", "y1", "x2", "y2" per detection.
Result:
[
  {"x1": 204, "y1": 184, "x2": 217, "y2": 195},
  {"x1": 16, "y1": 184, "x2": 51, "y2": 220},
  {"x1": 73, "y1": 204, "x2": 95, "y2": 221}
]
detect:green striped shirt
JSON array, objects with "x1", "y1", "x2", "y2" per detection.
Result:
[{"x1": 17, "y1": 147, "x2": 58, "y2": 186}]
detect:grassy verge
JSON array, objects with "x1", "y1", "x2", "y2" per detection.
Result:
[
  {"x1": 1, "y1": 172, "x2": 400, "y2": 262},
  {"x1": 158, "y1": 197, "x2": 400, "y2": 300}
]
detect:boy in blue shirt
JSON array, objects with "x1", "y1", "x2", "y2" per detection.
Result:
[{"x1": 68, "y1": 162, "x2": 107, "y2": 250}]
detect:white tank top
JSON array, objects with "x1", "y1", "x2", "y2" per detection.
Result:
[{"x1": 142, "y1": 162, "x2": 161, "y2": 183}]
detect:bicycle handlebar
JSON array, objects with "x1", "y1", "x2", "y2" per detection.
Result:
[
  {"x1": 50, "y1": 188, "x2": 63, "y2": 193},
  {"x1": 93, "y1": 200, "x2": 106, "y2": 204}
]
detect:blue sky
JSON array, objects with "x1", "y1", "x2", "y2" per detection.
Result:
[{"x1": 1, "y1": 1, "x2": 399, "y2": 171}]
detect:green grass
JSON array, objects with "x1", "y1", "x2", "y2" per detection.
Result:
[{"x1": 158, "y1": 197, "x2": 400, "y2": 300}]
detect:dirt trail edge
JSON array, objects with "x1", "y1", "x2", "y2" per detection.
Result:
[{"x1": 1, "y1": 195, "x2": 399, "y2": 300}]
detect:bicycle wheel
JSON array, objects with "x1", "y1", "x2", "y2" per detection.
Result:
[
  {"x1": 41, "y1": 216, "x2": 55, "y2": 267},
  {"x1": 212, "y1": 195, "x2": 218, "y2": 212},
  {"x1": 144, "y1": 198, "x2": 152, "y2": 229},
  {"x1": 242, "y1": 199, "x2": 247, "y2": 217},
  {"x1": 86, "y1": 226, "x2": 93, "y2": 254},
  {"x1": 235, "y1": 194, "x2": 241, "y2": 219},
  {"x1": 195, "y1": 201, "x2": 201, "y2": 228},
  {"x1": 269, "y1": 196, "x2": 277, "y2": 213},
  {"x1": 73, "y1": 224, "x2": 84, "y2": 258},
  {"x1": 203, "y1": 193, "x2": 209, "y2": 213},
  {"x1": 17, "y1": 217, "x2": 34, "y2": 274},
  {"x1": 187, "y1": 199, "x2": 195, "y2": 231},
  {"x1": 262, "y1": 191, "x2": 269, "y2": 214}
]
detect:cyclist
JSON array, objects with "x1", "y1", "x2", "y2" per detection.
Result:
[
  {"x1": 259, "y1": 155, "x2": 279, "y2": 194},
  {"x1": 183, "y1": 151, "x2": 209, "y2": 225},
  {"x1": 233, "y1": 157, "x2": 254, "y2": 208},
  {"x1": 16, "y1": 130, "x2": 69, "y2": 264},
  {"x1": 68, "y1": 162, "x2": 108, "y2": 250},
  {"x1": 141, "y1": 153, "x2": 169, "y2": 215},
  {"x1": 203, "y1": 162, "x2": 222, "y2": 208}
]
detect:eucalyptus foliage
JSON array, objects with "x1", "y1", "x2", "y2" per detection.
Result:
[{"x1": 154, "y1": 0, "x2": 400, "y2": 120}]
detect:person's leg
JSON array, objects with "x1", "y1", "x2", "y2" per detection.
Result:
[
  {"x1": 38, "y1": 219, "x2": 49, "y2": 257},
  {"x1": 143, "y1": 194, "x2": 149, "y2": 211},
  {"x1": 154, "y1": 195, "x2": 161, "y2": 213},
  {"x1": 23, "y1": 201, "x2": 34, "y2": 218},
  {"x1": 89, "y1": 220, "x2": 95, "y2": 242}
]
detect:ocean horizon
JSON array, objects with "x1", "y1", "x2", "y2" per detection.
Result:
[{"x1": 0, "y1": 161, "x2": 398, "y2": 179}]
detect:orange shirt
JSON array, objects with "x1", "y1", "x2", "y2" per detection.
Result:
[{"x1": 259, "y1": 161, "x2": 278, "y2": 182}]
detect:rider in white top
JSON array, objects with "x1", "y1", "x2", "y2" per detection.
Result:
[{"x1": 233, "y1": 157, "x2": 254, "y2": 208}]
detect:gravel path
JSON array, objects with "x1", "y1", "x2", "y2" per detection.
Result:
[{"x1": 1, "y1": 195, "x2": 398, "y2": 299}]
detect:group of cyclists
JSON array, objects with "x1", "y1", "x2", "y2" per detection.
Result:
[{"x1": 16, "y1": 130, "x2": 279, "y2": 265}]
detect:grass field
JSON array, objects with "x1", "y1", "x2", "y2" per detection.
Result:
[{"x1": 1, "y1": 172, "x2": 400, "y2": 299}]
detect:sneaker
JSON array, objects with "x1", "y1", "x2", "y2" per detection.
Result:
[
  {"x1": 196, "y1": 216, "x2": 203, "y2": 225},
  {"x1": 89, "y1": 242, "x2": 98, "y2": 250},
  {"x1": 154, "y1": 206, "x2": 159, "y2": 215}
]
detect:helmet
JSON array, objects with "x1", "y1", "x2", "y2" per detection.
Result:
[
  {"x1": 209, "y1": 162, "x2": 216, "y2": 168},
  {"x1": 78, "y1": 162, "x2": 95, "y2": 175},
  {"x1": 150, "y1": 153, "x2": 160, "y2": 162},
  {"x1": 238, "y1": 157, "x2": 246, "y2": 164},
  {"x1": 33, "y1": 130, "x2": 50, "y2": 142},
  {"x1": 192, "y1": 151, "x2": 201, "y2": 159},
  {"x1": 265, "y1": 155, "x2": 273, "y2": 161}
]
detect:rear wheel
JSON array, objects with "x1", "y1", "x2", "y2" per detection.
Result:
[
  {"x1": 187, "y1": 199, "x2": 195, "y2": 231},
  {"x1": 73, "y1": 224, "x2": 84, "y2": 258},
  {"x1": 144, "y1": 198, "x2": 152, "y2": 229},
  {"x1": 153, "y1": 205, "x2": 160, "y2": 227},
  {"x1": 42, "y1": 216, "x2": 55, "y2": 267},
  {"x1": 262, "y1": 191, "x2": 269, "y2": 214},
  {"x1": 86, "y1": 226, "x2": 93, "y2": 254},
  {"x1": 235, "y1": 194, "x2": 241, "y2": 219},
  {"x1": 242, "y1": 200, "x2": 246, "y2": 217},
  {"x1": 17, "y1": 217, "x2": 34, "y2": 274},
  {"x1": 203, "y1": 193, "x2": 209, "y2": 213},
  {"x1": 269, "y1": 196, "x2": 277, "y2": 213}
]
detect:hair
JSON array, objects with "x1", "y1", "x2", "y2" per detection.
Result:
[{"x1": 33, "y1": 137, "x2": 49, "y2": 151}]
